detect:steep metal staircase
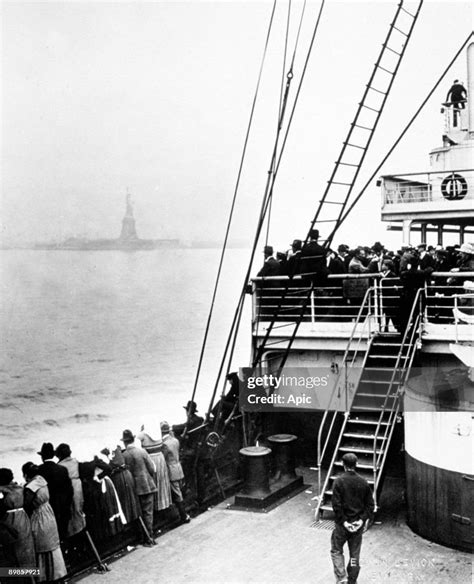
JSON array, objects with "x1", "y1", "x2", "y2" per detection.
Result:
[{"x1": 314, "y1": 287, "x2": 424, "y2": 521}]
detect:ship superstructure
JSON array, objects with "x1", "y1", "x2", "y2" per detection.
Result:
[{"x1": 246, "y1": 43, "x2": 473, "y2": 553}]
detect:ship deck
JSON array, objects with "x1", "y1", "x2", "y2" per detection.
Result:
[{"x1": 77, "y1": 469, "x2": 471, "y2": 584}]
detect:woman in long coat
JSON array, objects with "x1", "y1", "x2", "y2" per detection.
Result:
[
  {"x1": 0, "y1": 468, "x2": 35, "y2": 569},
  {"x1": 22, "y1": 462, "x2": 67, "y2": 583},
  {"x1": 137, "y1": 429, "x2": 172, "y2": 512},
  {"x1": 79, "y1": 457, "x2": 126, "y2": 543},
  {"x1": 103, "y1": 446, "x2": 141, "y2": 523},
  {"x1": 55, "y1": 444, "x2": 86, "y2": 537}
]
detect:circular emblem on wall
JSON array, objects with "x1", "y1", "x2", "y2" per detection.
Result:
[{"x1": 441, "y1": 173, "x2": 468, "y2": 200}]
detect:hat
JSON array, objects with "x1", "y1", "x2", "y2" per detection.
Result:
[
  {"x1": 309, "y1": 228, "x2": 319, "y2": 239},
  {"x1": 460, "y1": 242, "x2": 474, "y2": 255},
  {"x1": 341, "y1": 452, "x2": 358, "y2": 468},
  {"x1": 120, "y1": 429, "x2": 135, "y2": 443},
  {"x1": 417, "y1": 243, "x2": 426, "y2": 250},
  {"x1": 160, "y1": 421, "x2": 170, "y2": 434},
  {"x1": 291, "y1": 239, "x2": 302, "y2": 250},
  {"x1": 263, "y1": 245, "x2": 273, "y2": 255},
  {"x1": 463, "y1": 280, "x2": 474, "y2": 290},
  {"x1": 55, "y1": 443, "x2": 71, "y2": 460},
  {"x1": 138, "y1": 431, "x2": 163, "y2": 448},
  {"x1": 184, "y1": 400, "x2": 198, "y2": 413},
  {"x1": 37, "y1": 442, "x2": 55, "y2": 459}
]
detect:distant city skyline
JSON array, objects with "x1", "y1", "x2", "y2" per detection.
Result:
[{"x1": 2, "y1": 1, "x2": 472, "y2": 252}]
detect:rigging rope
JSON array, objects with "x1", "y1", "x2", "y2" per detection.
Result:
[
  {"x1": 266, "y1": 0, "x2": 307, "y2": 245},
  {"x1": 338, "y1": 31, "x2": 474, "y2": 229},
  {"x1": 206, "y1": 0, "x2": 327, "y2": 423},
  {"x1": 189, "y1": 0, "x2": 278, "y2": 404}
]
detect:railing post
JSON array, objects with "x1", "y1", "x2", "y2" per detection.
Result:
[
  {"x1": 454, "y1": 295, "x2": 459, "y2": 343},
  {"x1": 310, "y1": 288, "x2": 315, "y2": 328},
  {"x1": 374, "y1": 278, "x2": 380, "y2": 332}
]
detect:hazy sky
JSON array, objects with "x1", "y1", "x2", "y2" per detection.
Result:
[{"x1": 1, "y1": 0, "x2": 473, "y2": 248}]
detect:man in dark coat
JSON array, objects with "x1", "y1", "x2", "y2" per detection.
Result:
[
  {"x1": 300, "y1": 229, "x2": 328, "y2": 285},
  {"x1": 257, "y1": 245, "x2": 281, "y2": 277},
  {"x1": 327, "y1": 249, "x2": 345, "y2": 275},
  {"x1": 446, "y1": 79, "x2": 467, "y2": 108},
  {"x1": 37, "y1": 442, "x2": 73, "y2": 540},
  {"x1": 330, "y1": 453, "x2": 374, "y2": 584},
  {"x1": 286, "y1": 239, "x2": 302, "y2": 277},
  {"x1": 121, "y1": 430, "x2": 157, "y2": 544},
  {"x1": 446, "y1": 79, "x2": 467, "y2": 127}
]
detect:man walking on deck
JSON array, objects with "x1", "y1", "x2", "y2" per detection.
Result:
[{"x1": 330, "y1": 453, "x2": 374, "y2": 584}]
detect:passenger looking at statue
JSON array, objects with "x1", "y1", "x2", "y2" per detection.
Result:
[
  {"x1": 120, "y1": 429, "x2": 157, "y2": 545},
  {"x1": 286, "y1": 239, "x2": 302, "y2": 277},
  {"x1": 100, "y1": 446, "x2": 141, "y2": 524},
  {"x1": 160, "y1": 421, "x2": 191, "y2": 524},
  {"x1": 257, "y1": 245, "x2": 281, "y2": 277},
  {"x1": 276, "y1": 251, "x2": 288, "y2": 273},
  {"x1": 22, "y1": 462, "x2": 67, "y2": 582},
  {"x1": 37, "y1": 442, "x2": 73, "y2": 541},
  {"x1": 55, "y1": 443, "x2": 86, "y2": 539},
  {"x1": 300, "y1": 228, "x2": 328, "y2": 285},
  {"x1": 137, "y1": 426, "x2": 172, "y2": 515},
  {"x1": 0, "y1": 468, "x2": 36, "y2": 573},
  {"x1": 173, "y1": 401, "x2": 211, "y2": 508}
]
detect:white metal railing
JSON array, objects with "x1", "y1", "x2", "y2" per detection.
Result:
[
  {"x1": 453, "y1": 293, "x2": 474, "y2": 340},
  {"x1": 381, "y1": 169, "x2": 474, "y2": 206},
  {"x1": 425, "y1": 273, "x2": 474, "y2": 326},
  {"x1": 252, "y1": 274, "x2": 383, "y2": 327},
  {"x1": 442, "y1": 101, "x2": 468, "y2": 132}
]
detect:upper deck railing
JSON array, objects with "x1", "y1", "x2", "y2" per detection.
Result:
[
  {"x1": 381, "y1": 169, "x2": 474, "y2": 207},
  {"x1": 442, "y1": 100, "x2": 468, "y2": 132},
  {"x1": 251, "y1": 272, "x2": 474, "y2": 335}
]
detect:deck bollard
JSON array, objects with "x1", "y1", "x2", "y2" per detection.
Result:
[
  {"x1": 239, "y1": 446, "x2": 272, "y2": 498},
  {"x1": 268, "y1": 434, "x2": 297, "y2": 481}
]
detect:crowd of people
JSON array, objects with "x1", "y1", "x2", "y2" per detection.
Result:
[
  {"x1": 257, "y1": 233, "x2": 474, "y2": 280},
  {"x1": 0, "y1": 403, "x2": 203, "y2": 582},
  {"x1": 256, "y1": 234, "x2": 474, "y2": 332}
]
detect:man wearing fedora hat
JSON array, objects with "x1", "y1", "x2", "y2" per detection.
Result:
[
  {"x1": 37, "y1": 442, "x2": 73, "y2": 540},
  {"x1": 160, "y1": 422, "x2": 190, "y2": 524},
  {"x1": 257, "y1": 245, "x2": 281, "y2": 278},
  {"x1": 457, "y1": 242, "x2": 474, "y2": 272},
  {"x1": 301, "y1": 229, "x2": 328, "y2": 284},
  {"x1": 330, "y1": 453, "x2": 374, "y2": 584},
  {"x1": 120, "y1": 429, "x2": 157, "y2": 544},
  {"x1": 286, "y1": 239, "x2": 302, "y2": 276}
]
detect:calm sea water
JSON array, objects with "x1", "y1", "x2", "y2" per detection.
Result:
[{"x1": 0, "y1": 249, "x2": 251, "y2": 478}]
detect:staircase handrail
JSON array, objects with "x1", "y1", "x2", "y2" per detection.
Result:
[
  {"x1": 372, "y1": 286, "x2": 424, "y2": 496},
  {"x1": 315, "y1": 286, "x2": 378, "y2": 519}
]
